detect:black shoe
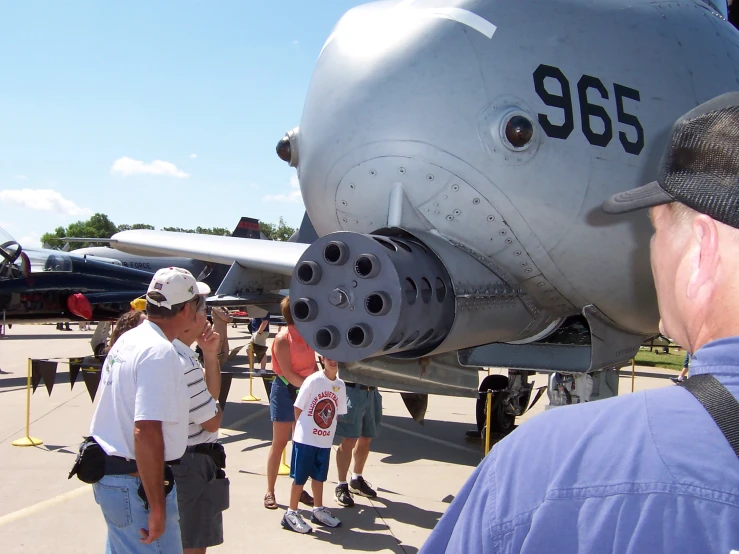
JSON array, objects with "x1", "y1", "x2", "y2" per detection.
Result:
[
  {"x1": 349, "y1": 476, "x2": 377, "y2": 499},
  {"x1": 335, "y1": 484, "x2": 354, "y2": 507},
  {"x1": 670, "y1": 376, "x2": 683, "y2": 384},
  {"x1": 465, "y1": 429, "x2": 482, "y2": 439}
]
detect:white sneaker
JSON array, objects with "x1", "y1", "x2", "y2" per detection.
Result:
[
  {"x1": 281, "y1": 511, "x2": 313, "y2": 534},
  {"x1": 311, "y1": 506, "x2": 342, "y2": 528}
]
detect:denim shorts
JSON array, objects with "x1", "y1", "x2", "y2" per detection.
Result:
[
  {"x1": 270, "y1": 376, "x2": 297, "y2": 422},
  {"x1": 290, "y1": 441, "x2": 330, "y2": 485},
  {"x1": 92, "y1": 474, "x2": 182, "y2": 553}
]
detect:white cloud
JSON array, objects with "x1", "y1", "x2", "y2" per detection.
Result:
[
  {"x1": 18, "y1": 232, "x2": 41, "y2": 248},
  {"x1": 292, "y1": 39, "x2": 299, "y2": 45},
  {"x1": 0, "y1": 189, "x2": 92, "y2": 216},
  {"x1": 110, "y1": 156, "x2": 190, "y2": 178},
  {"x1": 264, "y1": 174, "x2": 302, "y2": 203},
  {"x1": 189, "y1": 153, "x2": 198, "y2": 159},
  {"x1": 13, "y1": 175, "x2": 28, "y2": 180}
]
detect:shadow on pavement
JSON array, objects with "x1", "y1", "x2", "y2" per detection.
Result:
[
  {"x1": 372, "y1": 496, "x2": 444, "y2": 530},
  {"x1": 311, "y1": 525, "x2": 414, "y2": 553},
  {"x1": 219, "y1": 401, "x2": 484, "y2": 468},
  {"x1": 308, "y1": 501, "x2": 423, "y2": 553}
]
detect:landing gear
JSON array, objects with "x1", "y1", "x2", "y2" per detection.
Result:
[
  {"x1": 93, "y1": 342, "x2": 107, "y2": 357},
  {"x1": 466, "y1": 370, "x2": 535, "y2": 441},
  {"x1": 487, "y1": 391, "x2": 516, "y2": 434}
]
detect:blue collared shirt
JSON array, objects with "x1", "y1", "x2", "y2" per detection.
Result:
[{"x1": 422, "y1": 337, "x2": 739, "y2": 553}]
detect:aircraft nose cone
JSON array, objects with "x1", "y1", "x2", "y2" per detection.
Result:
[{"x1": 276, "y1": 135, "x2": 291, "y2": 163}]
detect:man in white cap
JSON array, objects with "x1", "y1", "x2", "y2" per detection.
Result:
[{"x1": 89, "y1": 267, "x2": 210, "y2": 553}]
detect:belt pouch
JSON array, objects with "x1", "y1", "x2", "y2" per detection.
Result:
[{"x1": 68, "y1": 436, "x2": 106, "y2": 484}]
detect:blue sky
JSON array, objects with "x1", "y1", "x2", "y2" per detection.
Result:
[{"x1": 0, "y1": 1, "x2": 363, "y2": 247}]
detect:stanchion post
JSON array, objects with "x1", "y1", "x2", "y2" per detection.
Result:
[
  {"x1": 278, "y1": 445, "x2": 291, "y2": 475},
  {"x1": 12, "y1": 358, "x2": 43, "y2": 447},
  {"x1": 631, "y1": 358, "x2": 636, "y2": 393},
  {"x1": 241, "y1": 343, "x2": 260, "y2": 402},
  {"x1": 484, "y1": 389, "x2": 493, "y2": 456}
]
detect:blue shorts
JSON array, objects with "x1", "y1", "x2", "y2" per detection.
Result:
[
  {"x1": 270, "y1": 376, "x2": 297, "y2": 422},
  {"x1": 290, "y1": 441, "x2": 330, "y2": 486},
  {"x1": 336, "y1": 386, "x2": 382, "y2": 439}
]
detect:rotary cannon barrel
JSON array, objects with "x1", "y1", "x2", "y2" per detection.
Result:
[{"x1": 289, "y1": 232, "x2": 455, "y2": 363}]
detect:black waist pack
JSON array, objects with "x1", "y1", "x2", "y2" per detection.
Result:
[
  {"x1": 190, "y1": 442, "x2": 227, "y2": 472},
  {"x1": 137, "y1": 465, "x2": 176, "y2": 511},
  {"x1": 210, "y1": 442, "x2": 226, "y2": 470},
  {"x1": 68, "y1": 436, "x2": 106, "y2": 484}
]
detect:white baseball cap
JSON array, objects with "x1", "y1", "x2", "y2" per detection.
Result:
[{"x1": 146, "y1": 267, "x2": 210, "y2": 309}]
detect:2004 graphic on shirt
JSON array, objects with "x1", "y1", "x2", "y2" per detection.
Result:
[{"x1": 293, "y1": 372, "x2": 347, "y2": 448}]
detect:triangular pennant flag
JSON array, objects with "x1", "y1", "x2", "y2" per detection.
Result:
[
  {"x1": 31, "y1": 360, "x2": 43, "y2": 393},
  {"x1": 37, "y1": 360, "x2": 58, "y2": 396},
  {"x1": 82, "y1": 370, "x2": 101, "y2": 402},
  {"x1": 69, "y1": 358, "x2": 83, "y2": 390},
  {"x1": 218, "y1": 373, "x2": 233, "y2": 413}
]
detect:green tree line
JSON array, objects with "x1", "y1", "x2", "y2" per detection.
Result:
[{"x1": 40, "y1": 213, "x2": 296, "y2": 249}]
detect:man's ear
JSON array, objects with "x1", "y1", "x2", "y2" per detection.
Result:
[{"x1": 686, "y1": 215, "x2": 719, "y2": 299}]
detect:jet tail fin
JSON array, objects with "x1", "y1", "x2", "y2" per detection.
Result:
[
  {"x1": 231, "y1": 217, "x2": 261, "y2": 239},
  {"x1": 201, "y1": 216, "x2": 264, "y2": 291},
  {"x1": 288, "y1": 212, "x2": 319, "y2": 244}
]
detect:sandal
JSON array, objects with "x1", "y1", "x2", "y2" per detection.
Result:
[
  {"x1": 264, "y1": 492, "x2": 278, "y2": 510},
  {"x1": 300, "y1": 490, "x2": 314, "y2": 507}
]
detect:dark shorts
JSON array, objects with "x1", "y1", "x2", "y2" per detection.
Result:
[
  {"x1": 270, "y1": 376, "x2": 298, "y2": 422},
  {"x1": 336, "y1": 386, "x2": 383, "y2": 439},
  {"x1": 290, "y1": 442, "x2": 330, "y2": 486},
  {"x1": 251, "y1": 342, "x2": 268, "y2": 361},
  {"x1": 171, "y1": 450, "x2": 229, "y2": 549}
]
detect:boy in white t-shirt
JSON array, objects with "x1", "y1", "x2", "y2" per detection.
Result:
[{"x1": 282, "y1": 357, "x2": 347, "y2": 534}]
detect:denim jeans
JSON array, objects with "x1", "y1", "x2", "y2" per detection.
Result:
[{"x1": 92, "y1": 474, "x2": 182, "y2": 554}]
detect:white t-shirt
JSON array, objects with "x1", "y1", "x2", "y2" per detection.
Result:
[
  {"x1": 90, "y1": 320, "x2": 189, "y2": 462},
  {"x1": 173, "y1": 339, "x2": 220, "y2": 445},
  {"x1": 293, "y1": 371, "x2": 347, "y2": 449}
]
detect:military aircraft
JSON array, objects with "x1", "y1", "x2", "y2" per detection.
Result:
[
  {"x1": 64, "y1": 217, "x2": 263, "y2": 288},
  {"x1": 0, "y1": 227, "x2": 152, "y2": 324},
  {"x1": 109, "y1": 0, "x2": 739, "y2": 430}
]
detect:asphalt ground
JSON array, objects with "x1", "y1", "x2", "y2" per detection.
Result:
[{"x1": 0, "y1": 323, "x2": 674, "y2": 553}]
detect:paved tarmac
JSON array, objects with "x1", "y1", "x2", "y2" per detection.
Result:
[{"x1": 0, "y1": 323, "x2": 675, "y2": 553}]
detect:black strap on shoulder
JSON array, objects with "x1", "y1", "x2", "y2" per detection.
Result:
[{"x1": 678, "y1": 374, "x2": 739, "y2": 459}]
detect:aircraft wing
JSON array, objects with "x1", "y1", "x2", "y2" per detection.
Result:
[{"x1": 111, "y1": 230, "x2": 307, "y2": 276}]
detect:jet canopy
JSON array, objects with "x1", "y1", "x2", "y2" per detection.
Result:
[{"x1": 0, "y1": 227, "x2": 73, "y2": 279}]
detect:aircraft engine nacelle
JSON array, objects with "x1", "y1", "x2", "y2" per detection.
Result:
[{"x1": 290, "y1": 229, "x2": 553, "y2": 362}]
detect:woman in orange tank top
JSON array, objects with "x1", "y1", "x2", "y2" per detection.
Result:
[{"x1": 264, "y1": 297, "x2": 317, "y2": 510}]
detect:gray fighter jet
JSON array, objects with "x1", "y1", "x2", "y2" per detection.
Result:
[{"x1": 110, "y1": 0, "x2": 739, "y2": 429}]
